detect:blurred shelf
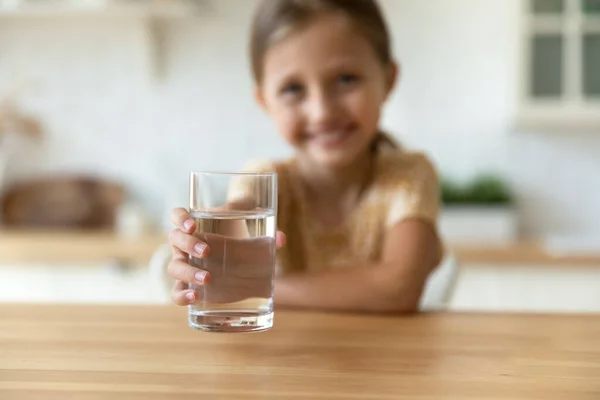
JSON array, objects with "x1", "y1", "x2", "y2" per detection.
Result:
[
  {"x1": 0, "y1": 0, "x2": 207, "y2": 19},
  {"x1": 0, "y1": 0, "x2": 209, "y2": 80},
  {"x1": 0, "y1": 229, "x2": 166, "y2": 265},
  {"x1": 515, "y1": 108, "x2": 600, "y2": 134},
  {"x1": 453, "y1": 242, "x2": 600, "y2": 266},
  {"x1": 3, "y1": 230, "x2": 598, "y2": 268}
]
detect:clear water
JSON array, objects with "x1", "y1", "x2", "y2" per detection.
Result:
[{"x1": 187, "y1": 210, "x2": 276, "y2": 332}]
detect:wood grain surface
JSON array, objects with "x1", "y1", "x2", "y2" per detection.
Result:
[
  {"x1": 453, "y1": 242, "x2": 600, "y2": 266},
  {"x1": 0, "y1": 230, "x2": 165, "y2": 264},
  {"x1": 0, "y1": 305, "x2": 599, "y2": 399}
]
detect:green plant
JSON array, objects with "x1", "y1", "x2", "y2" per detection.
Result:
[{"x1": 441, "y1": 174, "x2": 513, "y2": 206}]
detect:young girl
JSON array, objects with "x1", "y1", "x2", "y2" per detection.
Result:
[{"x1": 167, "y1": 0, "x2": 443, "y2": 313}]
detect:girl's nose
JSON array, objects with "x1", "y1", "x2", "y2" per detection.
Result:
[{"x1": 305, "y1": 88, "x2": 339, "y2": 127}]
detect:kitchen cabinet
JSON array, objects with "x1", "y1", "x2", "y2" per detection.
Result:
[{"x1": 450, "y1": 243, "x2": 600, "y2": 312}]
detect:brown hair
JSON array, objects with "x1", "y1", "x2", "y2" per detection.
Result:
[{"x1": 249, "y1": 0, "x2": 399, "y2": 150}]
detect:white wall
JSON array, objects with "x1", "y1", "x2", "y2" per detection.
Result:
[
  {"x1": 1, "y1": 0, "x2": 599, "y2": 237},
  {"x1": 381, "y1": 0, "x2": 600, "y2": 239}
]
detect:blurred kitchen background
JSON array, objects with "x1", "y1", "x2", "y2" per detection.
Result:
[{"x1": 0, "y1": 0, "x2": 599, "y2": 312}]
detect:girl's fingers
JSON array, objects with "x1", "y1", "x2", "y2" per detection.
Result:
[
  {"x1": 171, "y1": 244, "x2": 186, "y2": 259},
  {"x1": 169, "y1": 229, "x2": 209, "y2": 258},
  {"x1": 167, "y1": 259, "x2": 211, "y2": 286},
  {"x1": 171, "y1": 207, "x2": 195, "y2": 233},
  {"x1": 171, "y1": 280, "x2": 197, "y2": 306},
  {"x1": 276, "y1": 231, "x2": 286, "y2": 249}
]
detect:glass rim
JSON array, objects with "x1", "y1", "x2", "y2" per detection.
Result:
[{"x1": 189, "y1": 170, "x2": 277, "y2": 177}]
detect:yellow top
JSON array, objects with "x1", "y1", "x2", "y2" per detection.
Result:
[{"x1": 237, "y1": 147, "x2": 440, "y2": 275}]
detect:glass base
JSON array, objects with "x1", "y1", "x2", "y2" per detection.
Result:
[{"x1": 188, "y1": 310, "x2": 273, "y2": 333}]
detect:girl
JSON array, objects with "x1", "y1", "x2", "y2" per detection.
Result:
[{"x1": 167, "y1": 0, "x2": 443, "y2": 313}]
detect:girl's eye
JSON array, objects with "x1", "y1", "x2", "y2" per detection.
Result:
[
  {"x1": 337, "y1": 74, "x2": 359, "y2": 85},
  {"x1": 280, "y1": 83, "x2": 304, "y2": 97}
]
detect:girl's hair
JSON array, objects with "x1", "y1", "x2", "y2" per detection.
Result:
[{"x1": 249, "y1": 0, "x2": 399, "y2": 150}]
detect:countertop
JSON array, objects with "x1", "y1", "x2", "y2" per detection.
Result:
[{"x1": 0, "y1": 304, "x2": 598, "y2": 399}]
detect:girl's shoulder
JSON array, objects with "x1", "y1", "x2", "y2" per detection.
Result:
[
  {"x1": 372, "y1": 150, "x2": 441, "y2": 227},
  {"x1": 229, "y1": 158, "x2": 290, "y2": 204},
  {"x1": 240, "y1": 158, "x2": 293, "y2": 173},
  {"x1": 240, "y1": 158, "x2": 295, "y2": 190},
  {"x1": 240, "y1": 159, "x2": 278, "y2": 173},
  {"x1": 374, "y1": 150, "x2": 439, "y2": 190}
]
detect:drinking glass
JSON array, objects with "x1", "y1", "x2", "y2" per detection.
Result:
[{"x1": 187, "y1": 171, "x2": 277, "y2": 332}]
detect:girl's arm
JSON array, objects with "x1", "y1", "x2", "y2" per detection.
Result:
[{"x1": 274, "y1": 218, "x2": 442, "y2": 313}]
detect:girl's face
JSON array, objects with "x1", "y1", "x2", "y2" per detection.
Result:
[{"x1": 256, "y1": 12, "x2": 397, "y2": 169}]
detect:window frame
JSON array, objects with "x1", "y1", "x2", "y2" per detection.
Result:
[{"x1": 517, "y1": 0, "x2": 600, "y2": 131}]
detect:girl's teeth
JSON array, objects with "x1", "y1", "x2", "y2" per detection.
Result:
[{"x1": 316, "y1": 132, "x2": 346, "y2": 144}]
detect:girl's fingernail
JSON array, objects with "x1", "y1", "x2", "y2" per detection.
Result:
[
  {"x1": 195, "y1": 271, "x2": 208, "y2": 284},
  {"x1": 194, "y1": 243, "x2": 207, "y2": 256},
  {"x1": 183, "y1": 219, "x2": 194, "y2": 231},
  {"x1": 185, "y1": 292, "x2": 195, "y2": 302}
]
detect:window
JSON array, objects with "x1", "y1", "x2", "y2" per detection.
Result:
[{"x1": 519, "y1": 0, "x2": 600, "y2": 130}]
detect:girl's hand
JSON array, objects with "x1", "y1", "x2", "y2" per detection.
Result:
[{"x1": 167, "y1": 207, "x2": 286, "y2": 306}]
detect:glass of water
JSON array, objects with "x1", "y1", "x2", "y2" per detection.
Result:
[{"x1": 187, "y1": 171, "x2": 277, "y2": 333}]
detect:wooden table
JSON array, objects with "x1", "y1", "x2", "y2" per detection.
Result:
[
  {"x1": 0, "y1": 305, "x2": 599, "y2": 399},
  {"x1": 0, "y1": 230, "x2": 166, "y2": 265},
  {"x1": 453, "y1": 242, "x2": 600, "y2": 266}
]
